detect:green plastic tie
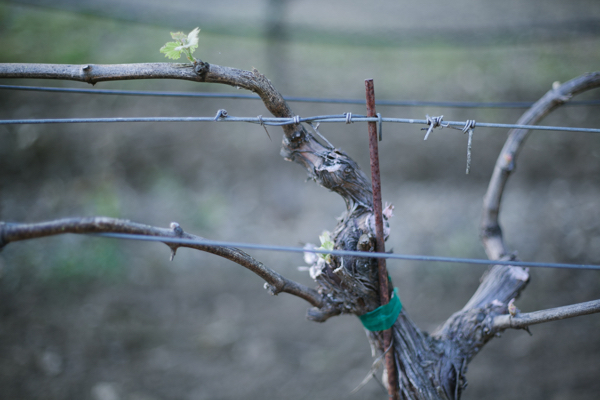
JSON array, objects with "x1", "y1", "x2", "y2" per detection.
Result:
[{"x1": 358, "y1": 288, "x2": 402, "y2": 332}]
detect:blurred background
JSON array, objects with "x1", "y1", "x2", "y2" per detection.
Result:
[{"x1": 1, "y1": 0, "x2": 600, "y2": 399}]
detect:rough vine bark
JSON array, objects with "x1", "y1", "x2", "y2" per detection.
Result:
[{"x1": 1, "y1": 61, "x2": 599, "y2": 399}]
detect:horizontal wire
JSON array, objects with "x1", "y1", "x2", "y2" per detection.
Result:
[
  {"x1": 2, "y1": 114, "x2": 600, "y2": 133},
  {"x1": 92, "y1": 232, "x2": 600, "y2": 271},
  {"x1": 2, "y1": 84, "x2": 600, "y2": 109}
]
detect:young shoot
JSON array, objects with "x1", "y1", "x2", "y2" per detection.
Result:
[
  {"x1": 160, "y1": 27, "x2": 200, "y2": 63},
  {"x1": 317, "y1": 231, "x2": 334, "y2": 263}
]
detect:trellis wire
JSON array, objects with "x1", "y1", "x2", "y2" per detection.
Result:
[
  {"x1": 2, "y1": 84, "x2": 600, "y2": 109},
  {"x1": 92, "y1": 232, "x2": 600, "y2": 271},
  {"x1": 2, "y1": 114, "x2": 600, "y2": 134},
  {"x1": 4, "y1": 87, "x2": 599, "y2": 271}
]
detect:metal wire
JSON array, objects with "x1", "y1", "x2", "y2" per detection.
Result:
[
  {"x1": 2, "y1": 85, "x2": 598, "y2": 271},
  {"x1": 2, "y1": 84, "x2": 600, "y2": 109},
  {"x1": 92, "y1": 232, "x2": 600, "y2": 271},
  {"x1": 2, "y1": 114, "x2": 600, "y2": 134}
]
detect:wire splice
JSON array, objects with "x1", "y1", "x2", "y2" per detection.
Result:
[
  {"x1": 257, "y1": 115, "x2": 272, "y2": 141},
  {"x1": 422, "y1": 115, "x2": 449, "y2": 140},
  {"x1": 345, "y1": 112, "x2": 353, "y2": 124},
  {"x1": 214, "y1": 109, "x2": 228, "y2": 121}
]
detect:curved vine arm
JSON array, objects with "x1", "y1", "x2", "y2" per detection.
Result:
[
  {"x1": 454, "y1": 72, "x2": 600, "y2": 341},
  {"x1": 439, "y1": 72, "x2": 600, "y2": 339},
  {"x1": 424, "y1": 72, "x2": 600, "y2": 399},
  {"x1": 0, "y1": 62, "x2": 374, "y2": 209},
  {"x1": 0, "y1": 62, "x2": 293, "y2": 118},
  {"x1": 0, "y1": 217, "x2": 324, "y2": 308},
  {"x1": 481, "y1": 72, "x2": 600, "y2": 260},
  {"x1": 447, "y1": 71, "x2": 600, "y2": 346}
]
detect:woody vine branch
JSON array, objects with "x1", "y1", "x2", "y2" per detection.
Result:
[{"x1": 2, "y1": 44, "x2": 600, "y2": 399}]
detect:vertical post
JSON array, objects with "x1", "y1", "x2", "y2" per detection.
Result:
[
  {"x1": 365, "y1": 79, "x2": 399, "y2": 400},
  {"x1": 265, "y1": 0, "x2": 288, "y2": 91}
]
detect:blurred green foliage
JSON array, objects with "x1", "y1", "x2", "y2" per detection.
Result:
[
  {"x1": 43, "y1": 239, "x2": 123, "y2": 283},
  {"x1": 86, "y1": 180, "x2": 122, "y2": 217},
  {"x1": 0, "y1": 3, "x2": 158, "y2": 64}
]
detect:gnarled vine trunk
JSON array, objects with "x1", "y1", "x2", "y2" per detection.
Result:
[{"x1": 1, "y1": 59, "x2": 599, "y2": 399}]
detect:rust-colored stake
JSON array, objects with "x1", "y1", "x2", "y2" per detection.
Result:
[{"x1": 365, "y1": 79, "x2": 399, "y2": 400}]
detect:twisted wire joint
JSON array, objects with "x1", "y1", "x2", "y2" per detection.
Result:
[
  {"x1": 257, "y1": 115, "x2": 272, "y2": 141},
  {"x1": 345, "y1": 112, "x2": 353, "y2": 124},
  {"x1": 422, "y1": 115, "x2": 448, "y2": 140},
  {"x1": 214, "y1": 109, "x2": 228, "y2": 121}
]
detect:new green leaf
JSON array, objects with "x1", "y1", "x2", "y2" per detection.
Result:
[
  {"x1": 170, "y1": 32, "x2": 187, "y2": 41},
  {"x1": 160, "y1": 27, "x2": 200, "y2": 62},
  {"x1": 160, "y1": 41, "x2": 183, "y2": 60},
  {"x1": 317, "y1": 231, "x2": 334, "y2": 263}
]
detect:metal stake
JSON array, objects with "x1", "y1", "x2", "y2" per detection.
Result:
[{"x1": 365, "y1": 79, "x2": 399, "y2": 400}]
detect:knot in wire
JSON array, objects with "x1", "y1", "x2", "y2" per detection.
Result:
[
  {"x1": 345, "y1": 112, "x2": 353, "y2": 124},
  {"x1": 422, "y1": 115, "x2": 448, "y2": 140},
  {"x1": 292, "y1": 115, "x2": 301, "y2": 124},
  {"x1": 257, "y1": 115, "x2": 272, "y2": 141},
  {"x1": 214, "y1": 109, "x2": 228, "y2": 121},
  {"x1": 462, "y1": 119, "x2": 476, "y2": 133}
]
